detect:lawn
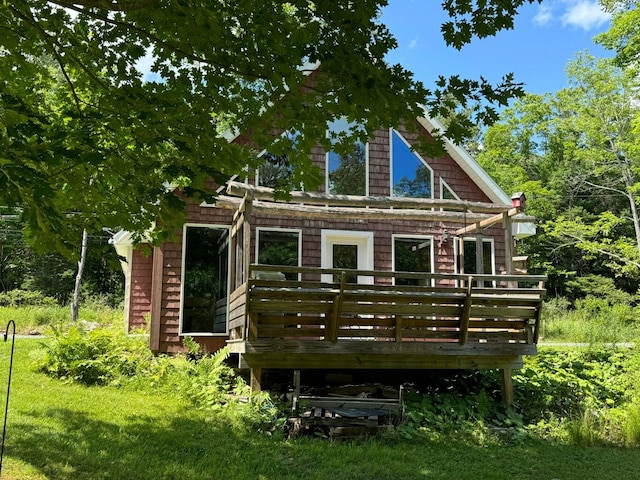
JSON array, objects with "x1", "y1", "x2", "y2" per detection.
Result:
[{"x1": 0, "y1": 338, "x2": 638, "y2": 480}]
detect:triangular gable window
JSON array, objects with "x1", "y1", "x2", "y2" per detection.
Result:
[
  {"x1": 391, "y1": 130, "x2": 433, "y2": 198},
  {"x1": 441, "y1": 178, "x2": 460, "y2": 201}
]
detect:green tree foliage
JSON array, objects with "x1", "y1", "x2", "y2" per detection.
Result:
[
  {"x1": 0, "y1": 210, "x2": 122, "y2": 303},
  {"x1": 328, "y1": 143, "x2": 367, "y2": 195},
  {"x1": 478, "y1": 52, "x2": 640, "y2": 296},
  {"x1": 0, "y1": 1, "x2": 539, "y2": 252}
]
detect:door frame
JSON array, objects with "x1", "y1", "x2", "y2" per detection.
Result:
[{"x1": 320, "y1": 230, "x2": 374, "y2": 284}]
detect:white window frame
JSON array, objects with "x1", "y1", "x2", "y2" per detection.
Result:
[
  {"x1": 390, "y1": 128, "x2": 434, "y2": 199},
  {"x1": 391, "y1": 234, "x2": 435, "y2": 286},
  {"x1": 440, "y1": 177, "x2": 461, "y2": 201},
  {"x1": 326, "y1": 119, "x2": 369, "y2": 196},
  {"x1": 179, "y1": 223, "x2": 232, "y2": 337},
  {"x1": 454, "y1": 237, "x2": 496, "y2": 276},
  {"x1": 321, "y1": 230, "x2": 374, "y2": 284},
  {"x1": 255, "y1": 227, "x2": 303, "y2": 280}
]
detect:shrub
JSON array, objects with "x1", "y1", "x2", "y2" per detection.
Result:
[
  {"x1": 0, "y1": 289, "x2": 57, "y2": 307},
  {"x1": 32, "y1": 326, "x2": 154, "y2": 385},
  {"x1": 33, "y1": 328, "x2": 284, "y2": 433}
]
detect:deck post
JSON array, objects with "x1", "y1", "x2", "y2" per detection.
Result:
[
  {"x1": 459, "y1": 276, "x2": 473, "y2": 345},
  {"x1": 292, "y1": 370, "x2": 301, "y2": 413},
  {"x1": 501, "y1": 368, "x2": 514, "y2": 406},
  {"x1": 327, "y1": 271, "x2": 345, "y2": 343},
  {"x1": 149, "y1": 246, "x2": 163, "y2": 353},
  {"x1": 250, "y1": 367, "x2": 262, "y2": 392}
]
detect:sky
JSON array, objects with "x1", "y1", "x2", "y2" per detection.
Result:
[{"x1": 380, "y1": 0, "x2": 613, "y2": 96}]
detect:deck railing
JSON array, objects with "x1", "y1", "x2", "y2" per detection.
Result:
[{"x1": 228, "y1": 265, "x2": 546, "y2": 348}]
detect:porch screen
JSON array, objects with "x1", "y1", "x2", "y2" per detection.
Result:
[{"x1": 181, "y1": 226, "x2": 229, "y2": 334}]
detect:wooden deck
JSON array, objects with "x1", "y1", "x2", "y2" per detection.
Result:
[{"x1": 226, "y1": 265, "x2": 545, "y2": 388}]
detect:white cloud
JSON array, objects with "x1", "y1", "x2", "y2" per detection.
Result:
[
  {"x1": 408, "y1": 36, "x2": 419, "y2": 50},
  {"x1": 533, "y1": 5, "x2": 553, "y2": 27},
  {"x1": 561, "y1": 1, "x2": 611, "y2": 30}
]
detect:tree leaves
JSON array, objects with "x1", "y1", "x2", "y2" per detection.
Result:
[{"x1": 1, "y1": 0, "x2": 534, "y2": 252}]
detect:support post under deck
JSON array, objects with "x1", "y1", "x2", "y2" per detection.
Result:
[
  {"x1": 250, "y1": 367, "x2": 262, "y2": 392},
  {"x1": 501, "y1": 368, "x2": 514, "y2": 406}
]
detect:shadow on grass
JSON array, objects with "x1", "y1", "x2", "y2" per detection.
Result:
[
  {"x1": 7, "y1": 408, "x2": 278, "y2": 480},
  {"x1": 6, "y1": 406, "x2": 640, "y2": 480}
]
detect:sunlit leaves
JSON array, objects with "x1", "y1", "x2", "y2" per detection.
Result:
[{"x1": 1, "y1": 0, "x2": 538, "y2": 252}]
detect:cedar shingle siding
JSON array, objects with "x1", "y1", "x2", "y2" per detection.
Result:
[{"x1": 126, "y1": 120, "x2": 509, "y2": 353}]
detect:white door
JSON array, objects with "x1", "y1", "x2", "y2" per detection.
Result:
[{"x1": 321, "y1": 230, "x2": 374, "y2": 284}]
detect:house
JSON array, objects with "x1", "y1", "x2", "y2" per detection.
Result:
[{"x1": 111, "y1": 114, "x2": 545, "y2": 403}]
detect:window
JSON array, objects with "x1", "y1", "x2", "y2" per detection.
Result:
[
  {"x1": 256, "y1": 130, "x2": 299, "y2": 190},
  {"x1": 440, "y1": 178, "x2": 460, "y2": 201},
  {"x1": 326, "y1": 118, "x2": 367, "y2": 195},
  {"x1": 257, "y1": 152, "x2": 296, "y2": 189},
  {"x1": 256, "y1": 229, "x2": 301, "y2": 280},
  {"x1": 460, "y1": 238, "x2": 494, "y2": 275},
  {"x1": 393, "y1": 236, "x2": 433, "y2": 286},
  {"x1": 180, "y1": 225, "x2": 229, "y2": 335},
  {"x1": 391, "y1": 129, "x2": 433, "y2": 198}
]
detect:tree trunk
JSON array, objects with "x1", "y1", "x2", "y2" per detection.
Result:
[
  {"x1": 621, "y1": 162, "x2": 640, "y2": 257},
  {"x1": 71, "y1": 229, "x2": 88, "y2": 322}
]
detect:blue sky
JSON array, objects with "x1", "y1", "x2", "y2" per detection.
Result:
[{"x1": 380, "y1": 0, "x2": 613, "y2": 96}]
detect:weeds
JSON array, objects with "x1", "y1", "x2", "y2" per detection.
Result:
[{"x1": 32, "y1": 327, "x2": 285, "y2": 434}]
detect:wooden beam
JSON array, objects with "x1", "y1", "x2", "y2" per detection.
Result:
[
  {"x1": 250, "y1": 367, "x2": 262, "y2": 392},
  {"x1": 501, "y1": 368, "x2": 514, "y2": 406},
  {"x1": 455, "y1": 208, "x2": 521, "y2": 235},
  {"x1": 327, "y1": 272, "x2": 346, "y2": 343},
  {"x1": 241, "y1": 339, "x2": 537, "y2": 357},
  {"x1": 504, "y1": 212, "x2": 514, "y2": 276},
  {"x1": 226, "y1": 181, "x2": 511, "y2": 213},
  {"x1": 292, "y1": 370, "x2": 301, "y2": 414},
  {"x1": 250, "y1": 200, "x2": 492, "y2": 223},
  {"x1": 459, "y1": 277, "x2": 473, "y2": 346},
  {"x1": 241, "y1": 352, "x2": 524, "y2": 370},
  {"x1": 149, "y1": 246, "x2": 163, "y2": 353}
]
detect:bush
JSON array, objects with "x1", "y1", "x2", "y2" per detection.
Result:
[
  {"x1": 33, "y1": 328, "x2": 283, "y2": 433},
  {"x1": 0, "y1": 289, "x2": 57, "y2": 307},
  {"x1": 32, "y1": 326, "x2": 154, "y2": 385}
]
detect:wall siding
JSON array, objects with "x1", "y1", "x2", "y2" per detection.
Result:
[{"x1": 127, "y1": 122, "x2": 512, "y2": 353}]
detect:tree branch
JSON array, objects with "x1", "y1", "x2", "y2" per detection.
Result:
[
  {"x1": 51, "y1": 0, "x2": 160, "y2": 12},
  {"x1": 562, "y1": 232, "x2": 640, "y2": 269},
  {"x1": 58, "y1": 3, "x2": 268, "y2": 80}
]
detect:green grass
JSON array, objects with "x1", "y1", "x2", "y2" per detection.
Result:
[
  {"x1": 0, "y1": 339, "x2": 639, "y2": 479},
  {"x1": 0, "y1": 304, "x2": 123, "y2": 335},
  {"x1": 540, "y1": 297, "x2": 640, "y2": 344}
]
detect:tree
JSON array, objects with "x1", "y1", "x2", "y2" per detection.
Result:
[
  {"x1": 597, "y1": 0, "x2": 640, "y2": 71},
  {"x1": 477, "y1": 52, "x2": 640, "y2": 293},
  {"x1": 1, "y1": 1, "x2": 540, "y2": 252}
]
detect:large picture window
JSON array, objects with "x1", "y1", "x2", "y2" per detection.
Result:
[
  {"x1": 391, "y1": 129, "x2": 433, "y2": 198},
  {"x1": 326, "y1": 118, "x2": 367, "y2": 195},
  {"x1": 256, "y1": 229, "x2": 301, "y2": 280},
  {"x1": 180, "y1": 225, "x2": 229, "y2": 335},
  {"x1": 393, "y1": 236, "x2": 433, "y2": 286}
]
